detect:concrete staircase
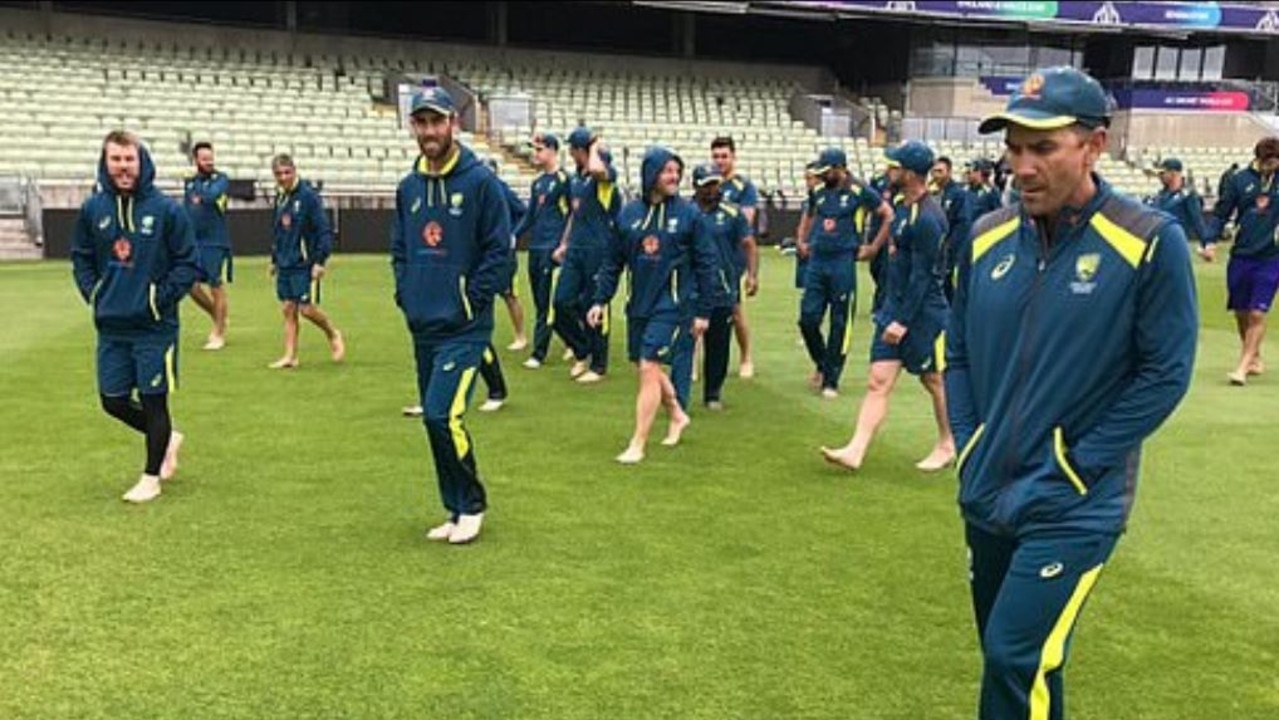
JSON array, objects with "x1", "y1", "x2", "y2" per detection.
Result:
[{"x1": 0, "y1": 216, "x2": 42, "y2": 261}]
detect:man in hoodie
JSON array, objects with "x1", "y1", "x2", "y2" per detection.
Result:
[
  {"x1": 821, "y1": 140, "x2": 954, "y2": 473},
  {"x1": 554, "y1": 127, "x2": 621, "y2": 384},
  {"x1": 587, "y1": 147, "x2": 721, "y2": 464},
  {"x1": 796, "y1": 147, "x2": 894, "y2": 398},
  {"x1": 391, "y1": 87, "x2": 510, "y2": 545},
  {"x1": 690, "y1": 163, "x2": 754, "y2": 410},
  {"x1": 268, "y1": 154, "x2": 345, "y2": 369},
  {"x1": 183, "y1": 142, "x2": 231, "y2": 350},
  {"x1": 71, "y1": 131, "x2": 199, "y2": 503},
  {"x1": 710, "y1": 136, "x2": 760, "y2": 379},
  {"x1": 931, "y1": 155, "x2": 973, "y2": 304},
  {"x1": 514, "y1": 133, "x2": 571, "y2": 369},
  {"x1": 1211, "y1": 137, "x2": 1279, "y2": 385},
  {"x1": 947, "y1": 67, "x2": 1197, "y2": 720}
]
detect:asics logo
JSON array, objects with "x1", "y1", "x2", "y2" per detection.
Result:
[{"x1": 1039, "y1": 562, "x2": 1064, "y2": 579}]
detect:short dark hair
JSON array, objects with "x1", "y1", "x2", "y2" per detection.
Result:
[
  {"x1": 272, "y1": 153, "x2": 295, "y2": 169},
  {"x1": 936, "y1": 156, "x2": 952, "y2": 170},
  {"x1": 102, "y1": 130, "x2": 139, "y2": 149},
  {"x1": 1255, "y1": 137, "x2": 1279, "y2": 161},
  {"x1": 192, "y1": 141, "x2": 213, "y2": 158},
  {"x1": 710, "y1": 136, "x2": 735, "y2": 153}
]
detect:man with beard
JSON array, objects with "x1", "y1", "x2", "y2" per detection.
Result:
[
  {"x1": 796, "y1": 147, "x2": 894, "y2": 398},
  {"x1": 391, "y1": 87, "x2": 510, "y2": 545},
  {"x1": 183, "y1": 142, "x2": 232, "y2": 350}
]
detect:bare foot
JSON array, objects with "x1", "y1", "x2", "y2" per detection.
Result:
[
  {"x1": 615, "y1": 444, "x2": 645, "y2": 464},
  {"x1": 915, "y1": 446, "x2": 957, "y2": 472},
  {"x1": 1248, "y1": 358, "x2": 1265, "y2": 376},
  {"x1": 330, "y1": 330, "x2": 346, "y2": 362},
  {"x1": 820, "y1": 445, "x2": 861, "y2": 471},
  {"x1": 268, "y1": 357, "x2": 299, "y2": 369},
  {"x1": 661, "y1": 413, "x2": 691, "y2": 446}
]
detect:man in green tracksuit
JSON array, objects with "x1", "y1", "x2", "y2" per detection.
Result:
[{"x1": 946, "y1": 67, "x2": 1198, "y2": 719}]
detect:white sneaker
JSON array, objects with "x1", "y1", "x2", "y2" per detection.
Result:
[
  {"x1": 202, "y1": 336, "x2": 225, "y2": 351},
  {"x1": 821, "y1": 388, "x2": 840, "y2": 400},
  {"x1": 160, "y1": 431, "x2": 183, "y2": 481},
  {"x1": 402, "y1": 405, "x2": 424, "y2": 417},
  {"x1": 426, "y1": 519, "x2": 456, "y2": 541},
  {"x1": 1228, "y1": 371, "x2": 1247, "y2": 386},
  {"x1": 479, "y1": 398, "x2": 505, "y2": 412},
  {"x1": 576, "y1": 370, "x2": 604, "y2": 384},
  {"x1": 449, "y1": 513, "x2": 484, "y2": 544},
  {"x1": 569, "y1": 360, "x2": 589, "y2": 379},
  {"x1": 123, "y1": 474, "x2": 162, "y2": 503},
  {"x1": 562, "y1": 348, "x2": 575, "y2": 361},
  {"x1": 507, "y1": 338, "x2": 528, "y2": 351},
  {"x1": 522, "y1": 357, "x2": 542, "y2": 369}
]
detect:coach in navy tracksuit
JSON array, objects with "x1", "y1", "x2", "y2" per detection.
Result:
[
  {"x1": 392, "y1": 88, "x2": 509, "y2": 545},
  {"x1": 72, "y1": 131, "x2": 198, "y2": 504},
  {"x1": 947, "y1": 67, "x2": 1197, "y2": 719},
  {"x1": 588, "y1": 147, "x2": 721, "y2": 464},
  {"x1": 513, "y1": 133, "x2": 571, "y2": 368}
]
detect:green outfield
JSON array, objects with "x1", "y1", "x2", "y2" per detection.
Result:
[{"x1": 0, "y1": 252, "x2": 1275, "y2": 719}]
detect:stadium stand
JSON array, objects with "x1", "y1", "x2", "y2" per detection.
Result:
[{"x1": 0, "y1": 23, "x2": 1262, "y2": 216}]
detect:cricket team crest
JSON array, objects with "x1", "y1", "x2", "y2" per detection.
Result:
[
  {"x1": 280, "y1": 213, "x2": 293, "y2": 229},
  {"x1": 642, "y1": 235, "x2": 661, "y2": 256},
  {"x1": 423, "y1": 221, "x2": 443, "y2": 247},
  {"x1": 449, "y1": 192, "x2": 464, "y2": 217},
  {"x1": 1071, "y1": 253, "x2": 1101, "y2": 295},
  {"x1": 113, "y1": 238, "x2": 132, "y2": 262},
  {"x1": 823, "y1": 218, "x2": 837, "y2": 233},
  {"x1": 1021, "y1": 73, "x2": 1045, "y2": 98}
]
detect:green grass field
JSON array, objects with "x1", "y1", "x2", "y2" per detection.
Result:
[{"x1": 1, "y1": 251, "x2": 1276, "y2": 719}]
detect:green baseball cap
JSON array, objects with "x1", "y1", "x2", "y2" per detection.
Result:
[{"x1": 979, "y1": 67, "x2": 1112, "y2": 135}]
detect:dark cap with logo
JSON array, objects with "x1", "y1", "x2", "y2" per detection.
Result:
[
  {"x1": 409, "y1": 87, "x2": 456, "y2": 116},
  {"x1": 531, "y1": 133, "x2": 560, "y2": 151},
  {"x1": 885, "y1": 140, "x2": 936, "y2": 176},
  {"x1": 692, "y1": 163, "x2": 723, "y2": 187},
  {"x1": 978, "y1": 66, "x2": 1112, "y2": 134}
]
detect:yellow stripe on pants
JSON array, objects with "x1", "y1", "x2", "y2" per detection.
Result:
[
  {"x1": 934, "y1": 330, "x2": 947, "y2": 373},
  {"x1": 164, "y1": 343, "x2": 177, "y2": 393},
  {"x1": 449, "y1": 367, "x2": 478, "y2": 459},
  {"x1": 1030, "y1": 564, "x2": 1105, "y2": 720},
  {"x1": 547, "y1": 267, "x2": 561, "y2": 324}
]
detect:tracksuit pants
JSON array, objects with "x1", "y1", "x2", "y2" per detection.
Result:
[
  {"x1": 413, "y1": 336, "x2": 487, "y2": 518},
  {"x1": 527, "y1": 248, "x2": 557, "y2": 363},
  {"x1": 553, "y1": 247, "x2": 610, "y2": 374},
  {"x1": 798, "y1": 255, "x2": 856, "y2": 391},
  {"x1": 966, "y1": 523, "x2": 1119, "y2": 720}
]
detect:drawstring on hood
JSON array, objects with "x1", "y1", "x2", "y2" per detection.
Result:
[{"x1": 414, "y1": 144, "x2": 474, "y2": 210}]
